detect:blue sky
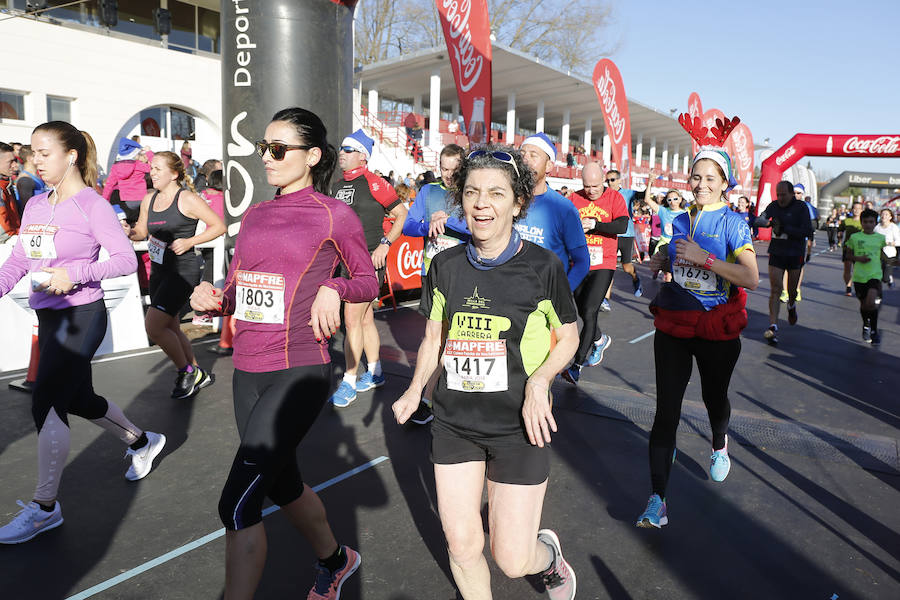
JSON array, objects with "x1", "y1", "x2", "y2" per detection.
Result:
[{"x1": 607, "y1": 0, "x2": 899, "y2": 181}]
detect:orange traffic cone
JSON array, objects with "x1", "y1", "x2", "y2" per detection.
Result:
[{"x1": 9, "y1": 321, "x2": 40, "y2": 393}]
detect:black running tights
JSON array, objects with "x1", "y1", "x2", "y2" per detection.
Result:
[
  {"x1": 573, "y1": 269, "x2": 615, "y2": 364},
  {"x1": 649, "y1": 330, "x2": 741, "y2": 498}
]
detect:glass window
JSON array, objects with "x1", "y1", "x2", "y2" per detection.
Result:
[
  {"x1": 47, "y1": 96, "x2": 71, "y2": 122},
  {"x1": 169, "y1": 1, "x2": 197, "y2": 51},
  {"x1": 140, "y1": 107, "x2": 166, "y2": 138},
  {"x1": 198, "y1": 7, "x2": 220, "y2": 53},
  {"x1": 170, "y1": 108, "x2": 195, "y2": 141},
  {"x1": 0, "y1": 90, "x2": 25, "y2": 120},
  {"x1": 109, "y1": 0, "x2": 161, "y2": 41}
]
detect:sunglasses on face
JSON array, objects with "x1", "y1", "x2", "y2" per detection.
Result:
[
  {"x1": 339, "y1": 146, "x2": 360, "y2": 154},
  {"x1": 255, "y1": 141, "x2": 312, "y2": 160},
  {"x1": 466, "y1": 150, "x2": 520, "y2": 178},
  {"x1": 605, "y1": 178, "x2": 619, "y2": 183}
]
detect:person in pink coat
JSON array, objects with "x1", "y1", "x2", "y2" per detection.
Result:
[{"x1": 102, "y1": 138, "x2": 152, "y2": 223}]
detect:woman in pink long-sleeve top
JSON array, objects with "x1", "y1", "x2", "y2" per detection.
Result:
[
  {"x1": 0, "y1": 121, "x2": 166, "y2": 545},
  {"x1": 190, "y1": 107, "x2": 376, "y2": 599}
]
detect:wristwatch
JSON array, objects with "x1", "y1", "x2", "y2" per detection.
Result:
[{"x1": 380, "y1": 236, "x2": 392, "y2": 247}]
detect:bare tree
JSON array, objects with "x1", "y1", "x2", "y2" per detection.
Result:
[{"x1": 354, "y1": 0, "x2": 618, "y2": 74}]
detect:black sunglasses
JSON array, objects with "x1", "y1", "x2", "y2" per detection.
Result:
[
  {"x1": 467, "y1": 150, "x2": 520, "y2": 178},
  {"x1": 605, "y1": 177, "x2": 619, "y2": 183},
  {"x1": 255, "y1": 141, "x2": 312, "y2": 160},
  {"x1": 339, "y1": 146, "x2": 361, "y2": 154}
]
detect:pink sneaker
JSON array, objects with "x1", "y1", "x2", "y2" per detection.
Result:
[
  {"x1": 307, "y1": 546, "x2": 361, "y2": 600},
  {"x1": 538, "y1": 529, "x2": 576, "y2": 599}
]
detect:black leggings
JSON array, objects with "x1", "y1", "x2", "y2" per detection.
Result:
[
  {"x1": 649, "y1": 330, "x2": 741, "y2": 498},
  {"x1": 573, "y1": 269, "x2": 615, "y2": 364},
  {"x1": 827, "y1": 228, "x2": 837, "y2": 247},
  {"x1": 33, "y1": 300, "x2": 111, "y2": 430},
  {"x1": 219, "y1": 363, "x2": 332, "y2": 530}
]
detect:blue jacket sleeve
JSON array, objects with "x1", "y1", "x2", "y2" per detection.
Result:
[
  {"x1": 444, "y1": 213, "x2": 470, "y2": 235},
  {"x1": 561, "y1": 203, "x2": 589, "y2": 289},
  {"x1": 402, "y1": 196, "x2": 428, "y2": 238},
  {"x1": 566, "y1": 244, "x2": 590, "y2": 290}
]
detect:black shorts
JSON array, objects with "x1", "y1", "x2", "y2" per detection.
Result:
[
  {"x1": 430, "y1": 422, "x2": 549, "y2": 485},
  {"x1": 768, "y1": 254, "x2": 804, "y2": 271},
  {"x1": 617, "y1": 236, "x2": 634, "y2": 264},
  {"x1": 854, "y1": 279, "x2": 882, "y2": 300},
  {"x1": 149, "y1": 268, "x2": 200, "y2": 316}
]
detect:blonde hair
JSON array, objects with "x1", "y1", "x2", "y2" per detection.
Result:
[{"x1": 155, "y1": 150, "x2": 197, "y2": 193}]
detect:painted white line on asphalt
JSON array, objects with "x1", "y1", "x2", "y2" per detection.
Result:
[
  {"x1": 629, "y1": 330, "x2": 656, "y2": 344},
  {"x1": 65, "y1": 456, "x2": 390, "y2": 600}
]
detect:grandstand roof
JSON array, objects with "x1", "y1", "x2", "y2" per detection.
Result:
[{"x1": 355, "y1": 43, "x2": 693, "y2": 152}]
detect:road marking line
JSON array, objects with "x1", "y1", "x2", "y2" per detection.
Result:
[
  {"x1": 65, "y1": 456, "x2": 390, "y2": 600},
  {"x1": 629, "y1": 330, "x2": 656, "y2": 344}
]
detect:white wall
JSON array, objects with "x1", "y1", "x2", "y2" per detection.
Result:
[{"x1": 0, "y1": 18, "x2": 222, "y2": 171}]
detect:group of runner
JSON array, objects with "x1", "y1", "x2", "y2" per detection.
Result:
[{"x1": 0, "y1": 107, "x2": 892, "y2": 600}]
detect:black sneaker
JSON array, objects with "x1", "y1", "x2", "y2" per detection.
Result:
[
  {"x1": 870, "y1": 330, "x2": 881, "y2": 345},
  {"x1": 787, "y1": 304, "x2": 798, "y2": 325},
  {"x1": 845, "y1": 286, "x2": 853, "y2": 297},
  {"x1": 862, "y1": 326, "x2": 872, "y2": 343},
  {"x1": 172, "y1": 367, "x2": 209, "y2": 399},
  {"x1": 208, "y1": 345, "x2": 233, "y2": 356},
  {"x1": 409, "y1": 401, "x2": 433, "y2": 425}
]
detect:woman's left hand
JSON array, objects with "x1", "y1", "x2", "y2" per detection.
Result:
[
  {"x1": 675, "y1": 236, "x2": 708, "y2": 267},
  {"x1": 309, "y1": 285, "x2": 341, "y2": 342},
  {"x1": 39, "y1": 267, "x2": 75, "y2": 295},
  {"x1": 523, "y1": 378, "x2": 557, "y2": 447},
  {"x1": 170, "y1": 238, "x2": 194, "y2": 255}
]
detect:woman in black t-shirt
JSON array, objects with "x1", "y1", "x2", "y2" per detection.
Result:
[{"x1": 393, "y1": 146, "x2": 579, "y2": 599}]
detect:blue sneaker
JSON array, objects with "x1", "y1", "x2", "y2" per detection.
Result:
[
  {"x1": 635, "y1": 494, "x2": 668, "y2": 529},
  {"x1": 330, "y1": 381, "x2": 357, "y2": 407},
  {"x1": 356, "y1": 371, "x2": 386, "y2": 392},
  {"x1": 585, "y1": 334, "x2": 612, "y2": 367},
  {"x1": 633, "y1": 276, "x2": 643, "y2": 297},
  {"x1": 561, "y1": 365, "x2": 580, "y2": 385},
  {"x1": 599, "y1": 299, "x2": 611, "y2": 312},
  {"x1": 710, "y1": 435, "x2": 731, "y2": 482}
]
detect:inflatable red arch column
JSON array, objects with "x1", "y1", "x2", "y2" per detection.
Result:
[{"x1": 757, "y1": 134, "x2": 900, "y2": 213}]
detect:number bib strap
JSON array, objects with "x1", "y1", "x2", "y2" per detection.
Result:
[
  {"x1": 20, "y1": 224, "x2": 59, "y2": 259},
  {"x1": 234, "y1": 270, "x2": 286, "y2": 324},
  {"x1": 443, "y1": 338, "x2": 508, "y2": 392},
  {"x1": 672, "y1": 258, "x2": 716, "y2": 292}
]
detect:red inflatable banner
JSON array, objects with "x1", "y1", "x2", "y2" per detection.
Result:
[
  {"x1": 757, "y1": 134, "x2": 900, "y2": 212},
  {"x1": 385, "y1": 234, "x2": 424, "y2": 292},
  {"x1": 436, "y1": 0, "x2": 493, "y2": 145},
  {"x1": 687, "y1": 92, "x2": 703, "y2": 156},
  {"x1": 592, "y1": 59, "x2": 632, "y2": 178},
  {"x1": 731, "y1": 123, "x2": 754, "y2": 194}
]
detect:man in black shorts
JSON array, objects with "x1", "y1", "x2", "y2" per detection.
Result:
[
  {"x1": 330, "y1": 130, "x2": 408, "y2": 406},
  {"x1": 756, "y1": 180, "x2": 814, "y2": 344}
]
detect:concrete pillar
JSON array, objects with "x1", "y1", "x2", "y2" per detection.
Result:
[
  {"x1": 368, "y1": 89, "x2": 379, "y2": 118},
  {"x1": 506, "y1": 92, "x2": 516, "y2": 144},
  {"x1": 352, "y1": 87, "x2": 361, "y2": 124},
  {"x1": 635, "y1": 133, "x2": 643, "y2": 167},
  {"x1": 661, "y1": 142, "x2": 669, "y2": 174},
  {"x1": 560, "y1": 109, "x2": 571, "y2": 158},
  {"x1": 672, "y1": 146, "x2": 680, "y2": 174},
  {"x1": 536, "y1": 100, "x2": 545, "y2": 133},
  {"x1": 414, "y1": 94, "x2": 423, "y2": 115},
  {"x1": 602, "y1": 133, "x2": 611, "y2": 168},
  {"x1": 683, "y1": 155, "x2": 689, "y2": 173},
  {"x1": 451, "y1": 100, "x2": 459, "y2": 121},
  {"x1": 649, "y1": 137, "x2": 657, "y2": 169},
  {"x1": 583, "y1": 118, "x2": 592, "y2": 157},
  {"x1": 429, "y1": 70, "x2": 440, "y2": 147}
]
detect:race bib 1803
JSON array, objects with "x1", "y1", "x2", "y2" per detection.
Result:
[
  {"x1": 443, "y1": 338, "x2": 508, "y2": 392},
  {"x1": 20, "y1": 224, "x2": 59, "y2": 259},
  {"x1": 672, "y1": 258, "x2": 716, "y2": 292},
  {"x1": 234, "y1": 270, "x2": 286, "y2": 324}
]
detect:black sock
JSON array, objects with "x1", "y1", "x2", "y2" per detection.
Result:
[
  {"x1": 860, "y1": 308, "x2": 869, "y2": 328},
  {"x1": 319, "y1": 545, "x2": 345, "y2": 572},
  {"x1": 868, "y1": 310, "x2": 878, "y2": 332},
  {"x1": 35, "y1": 501, "x2": 55, "y2": 512},
  {"x1": 130, "y1": 432, "x2": 149, "y2": 451}
]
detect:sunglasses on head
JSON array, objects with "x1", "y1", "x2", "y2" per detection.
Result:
[
  {"x1": 466, "y1": 150, "x2": 520, "y2": 178},
  {"x1": 255, "y1": 141, "x2": 312, "y2": 160},
  {"x1": 339, "y1": 146, "x2": 361, "y2": 154}
]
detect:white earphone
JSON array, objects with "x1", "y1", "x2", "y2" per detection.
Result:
[{"x1": 68, "y1": 155, "x2": 75, "y2": 166}]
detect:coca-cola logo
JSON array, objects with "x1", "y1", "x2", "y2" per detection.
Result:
[
  {"x1": 775, "y1": 146, "x2": 796, "y2": 166},
  {"x1": 395, "y1": 241, "x2": 423, "y2": 280},
  {"x1": 441, "y1": 0, "x2": 484, "y2": 93},
  {"x1": 842, "y1": 136, "x2": 900, "y2": 155},
  {"x1": 732, "y1": 129, "x2": 752, "y2": 171},
  {"x1": 689, "y1": 99, "x2": 701, "y2": 119},
  {"x1": 596, "y1": 66, "x2": 626, "y2": 144}
]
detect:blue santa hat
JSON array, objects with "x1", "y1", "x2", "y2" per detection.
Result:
[
  {"x1": 341, "y1": 129, "x2": 374, "y2": 160},
  {"x1": 793, "y1": 183, "x2": 805, "y2": 192},
  {"x1": 116, "y1": 138, "x2": 142, "y2": 161},
  {"x1": 521, "y1": 132, "x2": 557, "y2": 161}
]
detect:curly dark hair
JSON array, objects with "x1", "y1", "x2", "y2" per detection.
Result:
[{"x1": 449, "y1": 144, "x2": 536, "y2": 222}]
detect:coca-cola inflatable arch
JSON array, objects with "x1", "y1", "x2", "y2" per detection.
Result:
[{"x1": 756, "y1": 134, "x2": 900, "y2": 213}]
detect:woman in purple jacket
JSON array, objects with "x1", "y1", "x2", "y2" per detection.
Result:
[
  {"x1": 191, "y1": 108, "x2": 377, "y2": 599},
  {"x1": 0, "y1": 121, "x2": 166, "y2": 545}
]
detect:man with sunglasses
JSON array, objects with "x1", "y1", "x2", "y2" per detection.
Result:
[
  {"x1": 516, "y1": 133, "x2": 589, "y2": 291},
  {"x1": 603, "y1": 168, "x2": 647, "y2": 301},
  {"x1": 329, "y1": 129, "x2": 407, "y2": 407}
]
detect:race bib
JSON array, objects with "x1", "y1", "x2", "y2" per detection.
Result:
[
  {"x1": 588, "y1": 245, "x2": 604, "y2": 267},
  {"x1": 424, "y1": 234, "x2": 462, "y2": 260},
  {"x1": 672, "y1": 258, "x2": 716, "y2": 292},
  {"x1": 147, "y1": 236, "x2": 166, "y2": 264},
  {"x1": 443, "y1": 338, "x2": 508, "y2": 392},
  {"x1": 20, "y1": 224, "x2": 59, "y2": 259},
  {"x1": 234, "y1": 270, "x2": 286, "y2": 324}
]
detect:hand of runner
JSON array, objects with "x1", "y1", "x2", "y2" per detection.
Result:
[
  {"x1": 190, "y1": 281, "x2": 222, "y2": 312},
  {"x1": 392, "y1": 389, "x2": 422, "y2": 424},
  {"x1": 649, "y1": 248, "x2": 669, "y2": 273},
  {"x1": 371, "y1": 244, "x2": 389, "y2": 269},
  {"x1": 170, "y1": 238, "x2": 193, "y2": 255},
  {"x1": 523, "y1": 378, "x2": 557, "y2": 447},
  {"x1": 38, "y1": 267, "x2": 75, "y2": 295},
  {"x1": 581, "y1": 217, "x2": 596, "y2": 233},
  {"x1": 856, "y1": 255, "x2": 871, "y2": 263},
  {"x1": 429, "y1": 210, "x2": 449, "y2": 238},
  {"x1": 675, "y1": 236, "x2": 707, "y2": 267},
  {"x1": 309, "y1": 285, "x2": 341, "y2": 341}
]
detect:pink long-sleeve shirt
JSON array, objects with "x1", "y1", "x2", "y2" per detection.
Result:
[
  {"x1": 219, "y1": 186, "x2": 378, "y2": 372},
  {"x1": 0, "y1": 188, "x2": 138, "y2": 309}
]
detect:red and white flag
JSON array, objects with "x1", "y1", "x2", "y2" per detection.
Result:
[
  {"x1": 687, "y1": 92, "x2": 703, "y2": 155},
  {"x1": 592, "y1": 59, "x2": 632, "y2": 179}
]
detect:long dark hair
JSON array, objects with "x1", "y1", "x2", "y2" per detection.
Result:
[
  {"x1": 270, "y1": 107, "x2": 337, "y2": 195},
  {"x1": 32, "y1": 121, "x2": 98, "y2": 189}
]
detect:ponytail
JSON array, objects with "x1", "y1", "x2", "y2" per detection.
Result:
[{"x1": 80, "y1": 130, "x2": 99, "y2": 189}]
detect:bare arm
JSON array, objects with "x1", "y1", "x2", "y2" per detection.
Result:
[
  {"x1": 392, "y1": 319, "x2": 443, "y2": 424},
  {"x1": 126, "y1": 191, "x2": 154, "y2": 241},
  {"x1": 522, "y1": 321, "x2": 578, "y2": 447},
  {"x1": 170, "y1": 191, "x2": 226, "y2": 254}
]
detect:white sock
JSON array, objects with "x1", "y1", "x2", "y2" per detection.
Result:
[
  {"x1": 368, "y1": 360, "x2": 382, "y2": 377},
  {"x1": 342, "y1": 372, "x2": 357, "y2": 387}
]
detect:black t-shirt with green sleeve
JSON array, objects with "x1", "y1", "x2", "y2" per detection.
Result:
[{"x1": 420, "y1": 241, "x2": 577, "y2": 443}]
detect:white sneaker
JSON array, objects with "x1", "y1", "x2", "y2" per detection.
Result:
[
  {"x1": 125, "y1": 432, "x2": 166, "y2": 481},
  {"x1": 0, "y1": 500, "x2": 63, "y2": 544}
]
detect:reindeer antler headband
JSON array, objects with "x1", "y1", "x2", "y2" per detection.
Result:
[{"x1": 678, "y1": 112, "x2": 741, "y2": 191}]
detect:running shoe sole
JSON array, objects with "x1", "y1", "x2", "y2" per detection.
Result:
[
  {"x1": 0, "y1": 514, "x2": 64, "y2": 544},
  {"x1": 355, "y1": 376, "x2": 386, "y2": 392},
  {"x1": 126, "y1": 433, "x2": 166, "y2": 482},
  {"x1": 585, "y1": 336, "x2": 612, "y2": 367},
  {"x1": 334, "y1": 550, "x2": 361, "y2": 599},
  {"x1": 635, "y1": 515, "x2": 668, "y2": 529}
]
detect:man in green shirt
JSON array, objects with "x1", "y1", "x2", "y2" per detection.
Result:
[
  {"x1": 846, "y1": 208, "x2": 886, "y2": 344},
  {"x1": 840, "y1": 201, "x2": 864, "y2": 296}
]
